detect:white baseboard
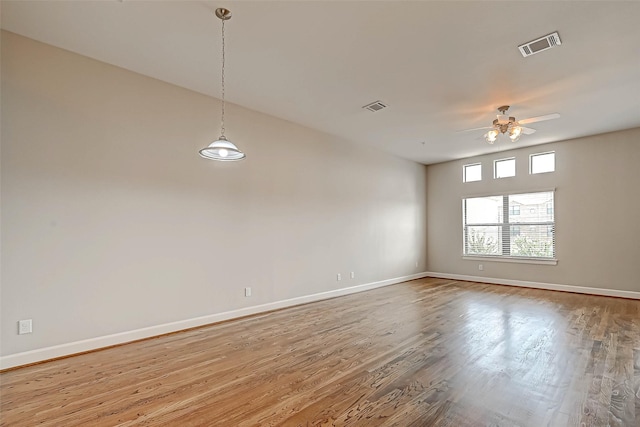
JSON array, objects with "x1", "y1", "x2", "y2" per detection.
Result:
[
  {"x1": 0, "y1": 272, "x2": 430, "y2": 371},
  {"x1": 425, "y1": 271, "x2": 640, "y2": 300}
]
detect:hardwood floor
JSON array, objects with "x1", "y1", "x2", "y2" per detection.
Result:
[{"x1": 1, "y1": 278, "x2": 639, "y2": 426}]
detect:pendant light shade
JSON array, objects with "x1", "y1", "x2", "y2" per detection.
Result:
[
  {"x1": 199, "y1": 8, "x2": 245, "y2": 161},
  {"x1": 199, "y1": 136, "x2": 245, "y2": 161}
]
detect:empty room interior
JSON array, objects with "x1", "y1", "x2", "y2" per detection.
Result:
[{"x1": 1, "y1": 1, "x2": 640, "y2": 426}]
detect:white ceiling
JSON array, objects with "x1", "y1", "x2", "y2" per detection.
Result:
[{"x1": 2, "y1": 0, "x2": 640, "y2": 164}]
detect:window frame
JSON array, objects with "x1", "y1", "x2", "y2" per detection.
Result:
[{"x1": 462, "y1": 189, "x2": 557, "y2": 265}]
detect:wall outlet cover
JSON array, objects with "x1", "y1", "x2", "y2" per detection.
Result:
[{"x1": 18, "y1": 319, "x2": 33, "y2": 335}]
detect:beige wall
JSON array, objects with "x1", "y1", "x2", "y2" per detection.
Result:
[
  {"x1": 426, "y1": 127, "x2": 640, "y2": 292},
  {"x1": 0, "y1": 32, "x2": 428, "y2": 357}
]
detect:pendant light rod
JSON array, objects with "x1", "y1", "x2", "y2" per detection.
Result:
[{"x1": 218, "y1": 8, "x2": 230, "y2": 137}]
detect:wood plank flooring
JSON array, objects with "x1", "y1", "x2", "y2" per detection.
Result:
[{"x1": 1, "y1": 278, "x2": 639, "y2": 426}]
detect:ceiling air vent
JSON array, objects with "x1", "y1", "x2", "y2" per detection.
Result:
[
  {"x1": 518, "y1": 31, "x2": 562, "y2": 57},
  {"x1": 363, "y1": 101, "x2": 387, "y2": 112}
]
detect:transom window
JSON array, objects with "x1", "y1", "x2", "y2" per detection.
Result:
[
  {"x1": 530, "y1": 151, "x2": 555, "y2": 174},
  {"x1": 463, "y1": 163, "x2": 482, "y2": 182},
  {"x1": 463, "y1": 191, "x2": 555, "y2": 260},
  {"x1": 494, "y1": 157, "x2": 515, "y2": 179}
]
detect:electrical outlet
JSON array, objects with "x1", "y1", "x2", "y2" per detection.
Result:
[
  {"x1": 337, "y1": 273, "x2": 341, "y2": 281},
  {"x1": 244, "y1": 287, "x2": 252, "y2": 297},
  {"x1": 350, "y1": 272, "x2": 355, "y2": 279},
  {"x1": 18, "y1": 319, "x2": 32, "y2": 335},
  {"x1": 415, "y1": 261, "x2": 419, "y2": 267},
  {"x1": 478, "y1": 264, "x2": 484, "y2": 271}
]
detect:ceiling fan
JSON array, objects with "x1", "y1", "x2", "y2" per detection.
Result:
[{"x1": 461, "y1": 106, "x2": 560, "y2": 144}]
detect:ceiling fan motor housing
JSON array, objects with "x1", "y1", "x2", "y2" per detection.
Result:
[{"x1": 493, "y1": 116, "x2": 516, "y2": 133}]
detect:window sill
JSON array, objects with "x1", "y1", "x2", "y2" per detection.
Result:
[{"x1": 463, "y1": 256, "x2": 558, "y2": 266}]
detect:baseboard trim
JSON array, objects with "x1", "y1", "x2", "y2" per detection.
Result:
[
  {"x1": 0, "y1": 272, "x2": 430, "y2": 371},
  {"x1": 425, "y1": 271, "x2": 640, "y2": 300}
]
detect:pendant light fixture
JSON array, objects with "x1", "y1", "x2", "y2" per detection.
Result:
[{"x1": 199, "y1": 8, "x2": 245, "y2": 161}]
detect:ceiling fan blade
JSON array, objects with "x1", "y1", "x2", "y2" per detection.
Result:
[
  {"x1": 520, "y1": 126, "x2": 536, "y2": 135},
  {"x1": 518, "y1": 113, "x2": 560, "y2": 125},
  {"x1": 457, "y1": 125, "x2": 493, "y2": 133}
]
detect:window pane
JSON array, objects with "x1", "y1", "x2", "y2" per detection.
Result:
[
  {"x1": 463, "y1": 163, "x2": 482, "y2": 182},
  {"x1": 465, "y1": 226, "x2": 502, "y2": 255},
  {"x1": 508, "y1": 192, "x2": 554, "y2": 223},
  {"x1": 465, "y1": 196, "x2": 503, "y2": 224},
  {"x1": 463, "y1": 190, "x2": 555, "y2": 260},
  {"x1": 530, "y1": 152, "x2": 555, "y2": 174},
  {"x1": 509, "y1": 224, "x2": 554, "y2": 258},
  {"x1": 494, "y1": 158, "x2": 515, "y2": 178}
]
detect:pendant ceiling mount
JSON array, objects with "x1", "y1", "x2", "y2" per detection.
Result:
[{"x1": 215, "y1": 8, "x2": 232, "y2": 20}]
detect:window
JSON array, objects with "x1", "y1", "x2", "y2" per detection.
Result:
[
  {"x1": 463, "y1": 163, "x2": 482, "y2": 182},
  {"x1": 530, "y1": 151, "x2": 555, "y2": 174},
  {"x1": 463, "y1": 190, "x2": 555, "y2": 260},
  {"x1": 494, "y1": 157, "x2": 515, "y2": 178}
]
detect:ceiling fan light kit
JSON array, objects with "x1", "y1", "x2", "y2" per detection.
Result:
[
  {"x1": 485, "y1": 129, "x2": 499, "y2": 144},
  {"x1": 466, "y1": 105, "x2": 560, "y2": 145},
  {"x1": 509, "y1": 126, "x2": 522, "y2": 142},
  {"x1": 482, "y1": 106, "x2": 523, "y2": 144}
]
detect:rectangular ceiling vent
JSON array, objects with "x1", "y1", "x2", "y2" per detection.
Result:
[
  {"x1": 363, "y1": 101, "x2": 387, "y2": 112},
  {"x1": 518, "y1": 31, "x2": 562, "y2": 57}
]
